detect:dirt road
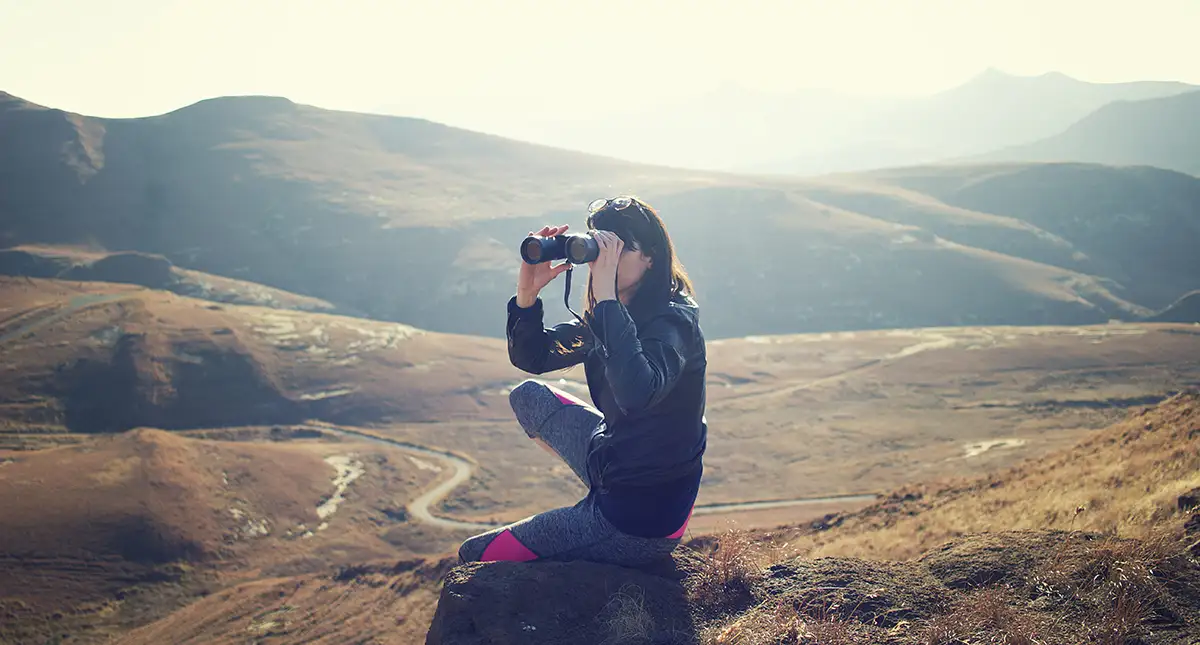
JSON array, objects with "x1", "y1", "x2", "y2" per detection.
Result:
[
  {"x1": 317, "y1": 425, "x2": 877, "y2": 532},
  {"x1": 0, "y1": 294, "x2": 129, "y2": 345}
]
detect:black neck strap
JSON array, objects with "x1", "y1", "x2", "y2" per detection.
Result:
[
  {"x1": 562, "y1": 262, "x2": 622, "y2": 326},
  {"x1": 564, "y1": 264, "x2": 584, "y2": 325}
]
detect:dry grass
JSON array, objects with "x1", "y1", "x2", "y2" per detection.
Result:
[
  {"x1": 116, "y1": 558, "x2": 454, "y2": 645},
  {"x1": 920, "y1": 588, "x2": 1049, "y2": 645},
  {"x1": 599, "y1": 584, "x2": 657, "y2": 645},
  {"x1": 1030, "y1": 530, "x2": 1190, "y2": 644},
  {"x1": 780, "y1": 391, "x2": 1200, "y2": 561},
  {"x1": 680, "y1": 529, "x2": 771, "y2": 616},
  {"x1": 701, "y1": 598, "x2": 884, "y2": 645},
  {"x1": 690, "y1": 528, "x2": 1198, "y2": 645},
  {"x1": 687, "y1": 396, "x2": 1200, "y2": 645}
]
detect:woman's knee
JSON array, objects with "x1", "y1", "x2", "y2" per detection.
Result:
[
  {"x1": 508, "y1": 380, "x2": 556, "y2": 437},
  {"x1": 510, "y1": 379, "x2": 587, "y2": 413},
  {"x1": 508, "y1": 379, "x2": 549, "y2": 412}
]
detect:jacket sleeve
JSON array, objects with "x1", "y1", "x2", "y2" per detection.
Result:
[
  {"x1": 506, "y1": 295, "x2": 592, "y2": 374},
  {"x1": 587, "y1": 299, "x2": 693, "y2": 415}
]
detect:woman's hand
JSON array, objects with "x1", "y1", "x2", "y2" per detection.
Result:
[
  {"x1": 516, "y1": 225, "x2": 572, "y2": 308},
  {"x1": 589, "y1": 230, "x2": 624, "y2": 303}
]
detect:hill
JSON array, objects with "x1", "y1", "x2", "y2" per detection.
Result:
[
  {"x1": 0, "y1": 245, "x2": 336, "y2": 312},
  {"x1": 3, "y1": 91, "x2": 1199, "y2": 339},
  {"x1": 768, "y1": 390, "x2": 1200, "y2": 561},
  {"x1": 113, "y1": 558, "x2": 455, "y2": 645},
  {"x1": 0, "y1": 277, "x2": 520, "y2": 434},
  {"x1": 976, "y1": 90, "x2": 1200, "y2": 176},
  {"x1": 0, "y1": 427, "x2": 446, "y2": 645},
  {"x1": 827, "y1": 162, "x2": 1200, "y2": 310}
]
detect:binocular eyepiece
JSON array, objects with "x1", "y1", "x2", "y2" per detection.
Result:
[{"x1": 520, "y1": 233, "x2": 600, "y2": 265}]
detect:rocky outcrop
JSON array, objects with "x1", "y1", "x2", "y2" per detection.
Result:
[
  {"x1": 425, "y1": 560, "x2": 694, "y2": 645},
  {"x1": 426, "y1": 530, "x2": 1200, "y2": 645}
]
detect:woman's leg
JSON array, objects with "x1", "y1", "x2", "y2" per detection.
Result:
[
  {"x1": 460, "y1": 381, "x2": 684, "y2": 566},
  {"x1": 508, "y1": 379, "x2": 602, "y2": 486},
  {"x1": 458, "y1": 496, "x2": 681, "y2": 567}
]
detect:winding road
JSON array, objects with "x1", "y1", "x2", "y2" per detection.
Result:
[
  {"x1": 0, "y1": 294, "x2": 129, "y2": 345},
  {"x1": 312, "y1": 332, "x2": 958, "y2": 530},
  {"x1": 711, "y1": 331, "x2": 960, "y2": 411},
  {"x1": 0, "y1": 294, "x2": 881, "y2": 532},
  {"x1": 312, "y1": 424, "x2": 878, "y2": 532}
]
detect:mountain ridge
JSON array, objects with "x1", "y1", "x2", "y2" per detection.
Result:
[
  {"x1": 973, "y1": 89, "x2": 1200, "y2": 175},
  {"x1": 2, "y1": 91, "x2": 1198, "y2": 339},
  {"x1": 435, "y1": 69, "x2": 1197, "y2": 173}
]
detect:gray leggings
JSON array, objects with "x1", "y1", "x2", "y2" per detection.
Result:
[{"x1": 456, "y1": 380, "x2": 686, "y2": 567}]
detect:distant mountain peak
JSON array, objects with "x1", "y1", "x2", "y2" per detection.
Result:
[
  {"x1": 166, "y1": 95, "x2": 297, "y2": 119},
  {"x1": 957, "y1": 67, "x2": 1083, "y2": 91},
  {"x1": 976, "y1": 66, "x2": 1012, "y2": 79},
  {"x1": 1036, "y1": 70, "x2": 1074, "y2": 81}
]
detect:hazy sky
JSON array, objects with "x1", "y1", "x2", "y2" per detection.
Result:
[{"x1": 4, "y1": 0, "x2": 1199, "y2": 130}]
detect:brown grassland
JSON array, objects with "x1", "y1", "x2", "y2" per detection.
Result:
[
  {"x1": 677, "y1": 390, "x2": 1200, "y2": 644},
  {"x1": 1, "y1": 277, "x2": 1199, "y2": 643}
]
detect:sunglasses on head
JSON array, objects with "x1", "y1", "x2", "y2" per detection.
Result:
[{"x1": 586, "y1": 195, "x2": 652, "y2": 232}]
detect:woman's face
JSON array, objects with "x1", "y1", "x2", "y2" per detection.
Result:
[{"x1": 613, "y1": 238, "x2": 653, "y2": 296}]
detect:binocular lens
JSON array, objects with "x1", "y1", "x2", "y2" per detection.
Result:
[
  {"x1": 520, "y1": 233, "x2": 599, "y2": 265},
  {"x1": 520, "y1": 237, "x2": 547, "y2": 264},
  {"x1": 566, "y1": 236, "x2": 596, "y2": 264}
]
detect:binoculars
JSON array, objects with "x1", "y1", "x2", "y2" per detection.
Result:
[{"x1": 520, "y1": 233, "x2": 600, "y2": 265}]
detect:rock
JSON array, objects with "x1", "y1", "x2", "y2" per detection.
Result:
[
  {"x1": 757, "y1": 556, "x2": 949, "y2": 627},
  {"x1": 425, "y1": 560, "x2": 695, "y2": 645},
  {"x1": 1178, "y1": 487, "x2": 1200, "y2": 513},
  {"x1": 919, "y1": 530, "x2": 1077, "y2": 590}
]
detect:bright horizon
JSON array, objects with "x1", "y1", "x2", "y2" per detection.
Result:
[{"x1": 4, "y1": 0, "x2": 1199, "y2": 134}]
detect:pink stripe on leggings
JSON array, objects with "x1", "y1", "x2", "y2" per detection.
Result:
[
  {"x1": 479, "y1": 529, "x2": 539, "y2": 562},
  {"x1": 552, "y1": 388, "x2": 588, "y2": 407}
]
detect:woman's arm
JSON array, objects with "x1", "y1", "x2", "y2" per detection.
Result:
[
  {"x1": 506, "y1": 295, "x2": 592, "y2": 374},
  {"x1": 587, "y1": 301, "x2": 695, "y2": 415}
]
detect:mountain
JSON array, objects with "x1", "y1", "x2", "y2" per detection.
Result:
[
  {"x1": 2, "y1": 91, "x2": 1199, "y2": 340},
  {"x1": 974, "y1": 90, "x2": 1200, "y2": 176},
  {"x1": 842, "y1": 70, "x2": 1198, "y2": 170},
  {"x1": 824, "y1": 162, "x2": 1200, "y2": 310},
  {"x1": 399, "y1": 70, "x2": 1197, "y2": 174}
]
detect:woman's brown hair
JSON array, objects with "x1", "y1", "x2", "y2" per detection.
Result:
[{"x1": 583, "y1": 196, "x2": 695, "y2": 319}]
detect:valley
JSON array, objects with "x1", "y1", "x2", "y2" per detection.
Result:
[
  {"x1": 1, "y1": 275, "x2": 1197, "y2": 643},
  {"x1": 0, "y1": 76, "x2": 1198, "y2": 644}
]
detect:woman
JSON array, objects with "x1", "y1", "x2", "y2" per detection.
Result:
[{"x1": 457, "y1": 195, "x2": 707, "y2": 567}]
